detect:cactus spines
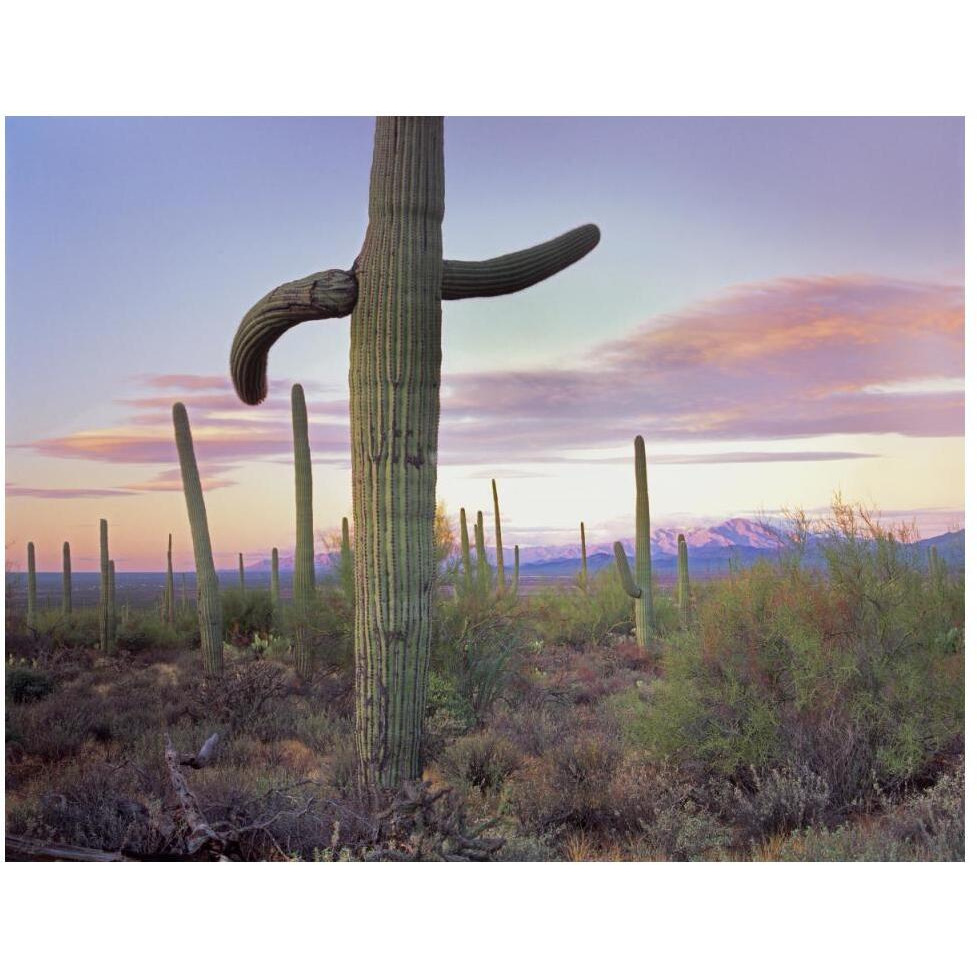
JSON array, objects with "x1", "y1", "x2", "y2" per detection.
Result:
[
  {"x1": 108, "y1": 559, "x2": 117, "y2": 649},
  {"x1": 492, "y1": 479, "x2": 505, "y2": 591},
  {"x1": 164, "y1": 534, "x2": 174, "y2": 625},
  {"x1": 614, "y1": 541, "x2": 641, "y2": 599},
  {"x1": 339, "y1": 517, "x2": 354, "y2": 603},
  {"x1": 62, "y1": 541, "x2": 72, "y2": 617},
  {"x1": 513, "y1": 544, "x2": 520, "y2": 594},
  {"x1": 613, "y1": 436, "x2": 653, "y2": 649},
  {"x1": 580, "y1": 521, "x2": 588, "y2": 590},
  {"x1": 271, "y1": 547, "x2": 280, "y2": 605},
  {"x1": 229, "y1": 116, "x2": 600, "y2": 789},
  {"x1": 99, "y1": 519, "x2": 111, "y2": 651},
  {"x1": 677, "y1": 533, "x2": 691, "y2": 626},
  {"x1": 26, "y1": 541, "x2": 37, "y2": 629},
  {"x1": 459, "y1": 508, "x2": 472, "y2": 588},
  {"x1": 291, "y1": 383, "x2": 316, "y2": 680},
  {"x1": 172, "y1": 402, "x2": 223, "y2": 676}
]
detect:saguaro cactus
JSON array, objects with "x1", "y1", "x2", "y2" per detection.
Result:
[
  {"x1": 62, "y1": 541, "x2": 72, "y2": 617},
  {"x1": 492, "y1": 479, "x2": 505, "y2": 591},
  {"x1": 579, "y1": 522, "x2": 588, "y2": 590},
  {"x1": 173, "y1": 403, "x2": 223, "y2": 676},
  {"x1": 339, "y1": 517, "x2": 354, "y2": 603},
  {"x1": 239, "y1": 553, "x2": 246, "y2": 592},
  {"x1": 513, "y1": 544, "x2": 520, "y2": 594},
  {"x1": 475, "y1": 510, "x2": 490, "y2": 592},
  {"x1": 99, "y1": 519, "x2": 111, "y2": 651},
  {"x1": 613, "y1": 436, "x2": 654, "y2": 649},
  {"x1": 271, "y1": 547, "x2": 280, "y2": 605},
  {"x1": 459, "y1": 508, "x2": 472, "y2": 589},
  {"x1": 165, "y1": 534, "x2": 175, "y2": 625},
  {"x1": 26, "y1": 541, "x2": 37, "y2": 629},
  {"x1": 677, "y1": 533, "x2": 691, "y2": 626},
  {"x1": 229, "y1": 116, "x2": 599, "y2": 789},
  {"x1": 108, "y1": 560, "x2": 117, "y2": 649},
  {"x1": 291, "y1": 383, "x2": 316, "y2": 680}
]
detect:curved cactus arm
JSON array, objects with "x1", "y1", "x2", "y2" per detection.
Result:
[
  {"x1": 613, "y1": 541, "x2": 642, "y2": 599},
  {"x1": 230, "y1": 268, "x2": 359, "y2": 405},
  {"x1": 442, "y1": 224, "x2": 600, "y2": 300},
  {"x1": 230, "y1": 226, "x2": 599, "y2": 406}
]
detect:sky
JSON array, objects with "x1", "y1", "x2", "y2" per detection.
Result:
[{"x1": 4, "y1": 116, "x2": 964, "y2": 571}]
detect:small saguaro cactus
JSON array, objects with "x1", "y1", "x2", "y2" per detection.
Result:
[
  {"x1": 339, "y1": 517, "x2": 354, "y2": 603},
  {"x1": 271, "y1": 547, "x2": 280, "y2": 605},
  {"x1": 239, "y1": 553, "x2": 246, "y2": 592},
  {"x1": 173, "y1": 402, "x2": 223, "y2": 676},
  {"x1": 613, "y1": 436, "x2": 654, "y2": 649},
  {"x1": 677, "y1": 533, "x2": 691, "y2": 626},
  {"x1": 291, "y1": 383, "x2": 316, "y2": 680},
  {"x1": 26, "y1": 541, "x2": 37, "y2": 629},
  {"x1": 229, "y1": 117, "x2": 600, "y2": 789},
  {"x1": 459, "y1": 508, "x2": 472, "y2": 589},
  {"x1": 181, "y1": 572, "x2": 188, "y2": 611},
  {"x1": 492, "y1": 479, "x2": 505, "y2": 592},
  {"x1": 62, "y1": 541, "x2": 72, "y2": 617},
  {"x1": 579, "y1": 521, "x2": 588, "y2": 590},
  {"x1": 475, "y1": 510, "x2": 490, "y2": 592},
  {"x1": 513, "y1": 544, "x2": 520, "y2": 594},
  {"x1": 99, "y1": 519, "x2": 112, "y2": 651},
  {"x1": 108, "y1": 560, "x2": 118, "y2": 649},
  {"x1": 165, "y1": 534, "x2": 175, "y2": 625}
]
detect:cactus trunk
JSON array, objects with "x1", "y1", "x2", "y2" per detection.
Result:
[
  {"x1": 165, "y1": 534, "x2": 174, "y2": 625},
  {"x1": 613, "y1": 436, "x2": 654, "y2": 649},
  {"x1": 26, "y1": 541, "x2": 37, "y2": 629},
  {"x1": 351, "y1": 117, "x2": 444, "y2": 790},
  {"x1": 459, "y1": 508, "x2": 472, "y2": 589},
  {"x1": 108, "y1": 560, "x2": 117, "y2": 648},
  {"x1": 513, "y1": 544, "x2": 520, "y2": 593},
  {"x1": 292, "y1": 383, "x2": 316, "y2": 680},
  {"x1": 98, "y1": 519, "x2": 111, "y2": 651},
  {"x1": 172, "y1": 403, "x2": 223, "y2": 676},
  {"x1": 62, "y1": 541, "x2": 72, "y2": 617},
  {"x1": 271, "y1": 547, "x2": 280, "y2": 605},
  {"x1": 677, "y1": 533, "x2": 691, "y2": 626},
  {"x1": 580, "y1": 521, "x2": 588, "y2": 589},
  {"x1": 475, "y1": 510, "x2": 490, "y2": 592},
  {"x1": 340, "y1": 516, "x2": 354, "y2": 603},
  {"x1": 239, "y1": 553, "x2": 246, "y2": 591},
  {"x1": 492, "y1": 479, "x2": 505, "y2": 591}
]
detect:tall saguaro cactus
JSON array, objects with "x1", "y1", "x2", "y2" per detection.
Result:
[
  {"x1": 580, "y1": 522, "x2": 588, "y2": 590},
  {"x1": 62, "y1": 541, "x2": 72, "y2": 617},
  {"x1": 492, "y1": 479, "x2": 505, "y2": 591},
  {"x1": 271, "y1": 547, "x2": 280, "y2": 606},
  {"x1": 677, "y1": 533, "x2": 691, "y2": 626},
  {"x1": 99, "y1": 519, "x2": 112, "y2": 651},
  {"x1": 26, "y1": 541, "x2": 37, "y2": 629},
  {"x1": 173, "y1": 403, "x2": 223, "y2": 676},
  {"x1": 165, "y1": 534, "x2": 175, "y2": 625},
  {"x1": 108, "y1": 560, "x2": 117, "y2": 649},
  {"x1": 291, "y1": 383, "x2": 316, "y2": 680},
  {"x1": 475, "y1": 510, "x2": 490, "y2": 592},
  {"x1": 239, "y1": 553, "x2": 246, "y2": 592},
  {"x1": 613, "y1": 436, "x2": 654, "y2": 649},
  {"x1": 339, "y1": 517, "x2": 354, "y2": 603},
  {"x1": 459, "y1": 508, "x2": 472, "y2": 589},
  {"x1": 513, "y1": 544, "x2": 520, "y2": 594},
  {"x1": 229, "y1": 116, "x2": 600, "y2": 789}
]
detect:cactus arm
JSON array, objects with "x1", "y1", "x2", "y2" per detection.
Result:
[
  {"x1": 230, "y1": 224, "x2": 600, "y2": 406},
  {"x1": 614, "y1": 541, "x2": 641, "y2": 599},
  {"x1": 442, "y1": 224, "x2": 600, "y2": 300}
]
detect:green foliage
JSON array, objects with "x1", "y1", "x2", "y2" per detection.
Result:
[
  {"x1": 115, "y1": 615, "x2": 180, "y2": 654},
  {"x1": 440, "y1": 731, "x2": 520, "y2": 793},
  {"x1": 626, "y1": 513, "x2": 964, "y2": 812},
  {"x1": 222, "y1": 589, "x2": 278, "y2": 646},
  {"x1": 525, "y1": 567, "x2": 632, "y2": 648},
  {"x1": 6, "y1": 667, "x2": 55, "y2": 703}
]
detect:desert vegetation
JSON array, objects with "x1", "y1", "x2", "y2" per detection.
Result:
[{"x1": 5, "y1": 499, "x2": 964, "y2": 861}]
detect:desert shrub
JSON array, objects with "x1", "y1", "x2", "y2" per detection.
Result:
[
  {"x1": 627, "y1": 510, "x2": 964, "y2": 813},
  {"x1": 526, "y1": 568, "x2": 632, "y2": 648},
  {"x1": 731, "y1": 763, "x2": 830, "y2": 837},
  {"x1": 116, "y1": 615, "x2": 179, "y2": 654},
  {"x1": 6, "y1": 666, "x2": 55, "y2": 703},
  {"x1": 439, "y1": 731, "x2": 521, "y2": 794},
  {"x1": 191, "y1": 659, "x2": 293, "y2": 735},
  {"x1": 44, "y1": 609, "x2": 101, "y2": 650},
  {"x1": 222, "y1": 590, "x2": 278, "y2": 646}
]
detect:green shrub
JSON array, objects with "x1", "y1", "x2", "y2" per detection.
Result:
[
  {"x1": 222, "y1": 590, "x2": 278, "y2": 645},
  {"x1": 439, "y1": 731, "x2": 521, "y2": 793},
  {"x1": 6, "y1": 667, "x2": 55, "y2": 703},
  {"x1": 525, "y1": 568, "x2": 632, "y2": 648},
  {"x1": 116, "y1": 615, "x2": 179, "y2": 653}
]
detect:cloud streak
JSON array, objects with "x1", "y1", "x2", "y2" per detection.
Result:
[{"x1": 10, "y1": 274, "x2": 962, "y2": 492}]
